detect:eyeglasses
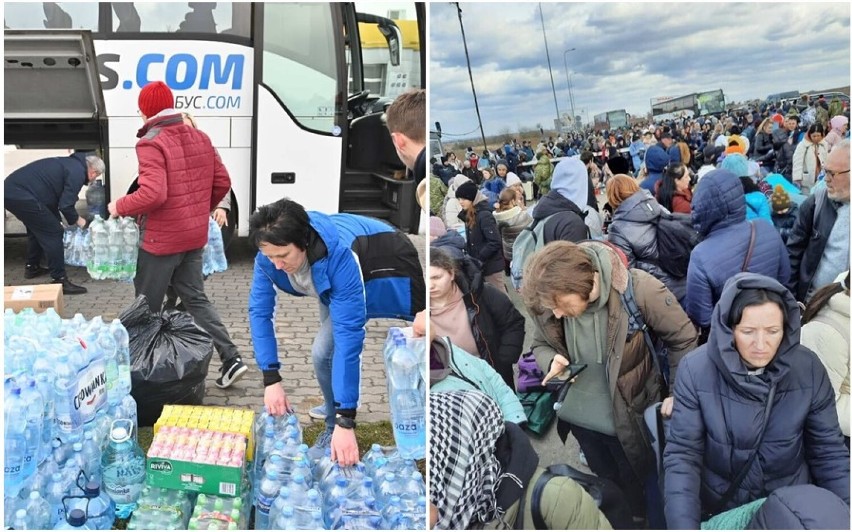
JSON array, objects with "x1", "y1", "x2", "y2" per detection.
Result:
[{"x1": 824, "y1": 169, "x2": 850, "y2": 180}]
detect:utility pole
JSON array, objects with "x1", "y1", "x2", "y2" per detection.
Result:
[
  {"x1": 538, "y1": 3, "x2": 561, "y2": 134},
  {"x1": 455, "y1": 3, "x2": 488, "y2": 153}
]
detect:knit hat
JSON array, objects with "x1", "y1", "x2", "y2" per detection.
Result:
[
  {"x1": 138, "y1": 81, "x2": 174, "y2": 118},
  {"x1": 771, "y1": 185, "x2": 792, "y2": 213},
  {"x1": 831, "y1": 115, "x2": 849, "y2": 131},
  {"x1": 505, "y1": 172, "x2": 522, "y2": 188},
  {"x1": 429, "y1": 216, "x2": 447, "y2": 238},
  {"x1": 455, "y1": 181, "x2": 479, "y2": 202}
]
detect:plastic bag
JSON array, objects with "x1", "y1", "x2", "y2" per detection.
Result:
[
  {"x1": 64, "y1": 227, "x2": 90, "y2": 267},
  {"x1": 119, "y1": 296, "x2": 214, "y2": 427}
]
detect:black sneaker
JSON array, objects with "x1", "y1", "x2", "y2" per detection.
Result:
[
  {"x1": 54, "y1": 277, "x2": 88, "y2": 295},
  {"x1": 215, "y1": 357, "x2": 247, "y2": 389},
  {"x1": 24, "y1": 265, "x2": 50, "y2": 279}
]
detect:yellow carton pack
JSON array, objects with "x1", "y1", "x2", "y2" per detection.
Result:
[{"x1": 154, "y1": 405, "x2": 256, "y2": 461}]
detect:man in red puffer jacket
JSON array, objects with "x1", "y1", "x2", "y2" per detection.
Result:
[{"x1": 108, "y1": 81, "x2": 247, "y2": 389}]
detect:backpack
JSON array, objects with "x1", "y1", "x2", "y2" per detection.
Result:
[
  {"x1": 651, "y1": 212, "x2": 701, "y2": 279},
  {"x1": 509, "y1": 214, "x2": 557, "y2": 290}
]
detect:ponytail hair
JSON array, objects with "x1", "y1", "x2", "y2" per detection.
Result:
[{"x1": 802, "y1": 272, "x2": 850, "y2": 324}]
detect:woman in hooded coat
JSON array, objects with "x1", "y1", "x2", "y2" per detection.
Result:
[
  {"x1": 663, "y1": 273, "x2": 849, "y2": 529},
  {"x1": 824, "y1": 115, "x2": 849, "y2": 153},
  {"x1": 545, "y1": 156, "x2": 604, "y2": 238}
]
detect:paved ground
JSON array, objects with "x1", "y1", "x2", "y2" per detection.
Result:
[{"x1": 3, "y1": 233, "x2": 426, "y2": 428}]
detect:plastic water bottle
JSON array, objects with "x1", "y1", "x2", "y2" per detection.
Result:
[
  {"x1": 12, "y1": 508, "x2": 30, "y2": 530},
  {"x1": 294, "y1": 488, "x2": 322, "y2": 529},
  {"x1": 47, "y1": 472, "x2": 69, "y2": 526},
  {"x1": 387, "y1": 337, "x2": 426, "y2": 459},
  {"x1": 322, "y1": 477, "x2": 350, "y2": 518},
  {"x1": 254, "y1": 469, "x2": 282, "y2": 530},
  {"x1": 65, "y1": 442, "x2": 86, "y2": 481},
  {"x1": 376, "y1": 472, "x2": 404, "y2": 509},
  {"x1": 20, "y1": 378, "x2": 44, "y2": 481},
  {"x1": 55, "y1": 508, "x2": 93, "y2": 530},
  {"x1": 25, "y1": 490, "x2": 53, "y2": 530},
  {"x1": 77, "y1": 481, "x2": 116, "y2": 530},
  {"x1": 81, "y1": 431, "x2": 103, "y2": 483},
  {"x1": 121, "y1": 218, "x2": 139, "y2": 281},
  {"x1": 86, "y1": 178, "x2": 107, "y2": 220},
  {"x1": 97, "y1": 326, "x2": 119, "y2": 407},
  {"x1": 101, "y1": 420, "x2": 145, "y2": 518},
  {"x1": 88, "y1": 215, "x2": 109, "y2": 280},
  {"x1": 105, "y1": 217, "x2": 122, "y2": 279},
  {"x1": 109, "y1": 319, "x2": 133, "y2": 398},
  {"x1": 5, "y1": 379, "x2": 29, "y2": 496},
  {"x1": 276, "y1": 505, "x2": 297, "y2": 530}
]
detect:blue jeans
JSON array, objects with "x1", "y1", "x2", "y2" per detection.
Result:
[{"x1": 312, "y1": 304, "x2": 337, "y2": 430}]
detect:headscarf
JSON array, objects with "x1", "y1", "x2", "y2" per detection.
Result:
[{"x1": 429, "y1": 390, "x2": 506, "y2": 530}]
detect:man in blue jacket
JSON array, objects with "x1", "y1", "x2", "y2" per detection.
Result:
[
  {"x1": 248, "y1": 198, "x2": 425, "y2": 465},
  {"x1": 4, "y1": 152, "x2": 104, "y2": 294}
]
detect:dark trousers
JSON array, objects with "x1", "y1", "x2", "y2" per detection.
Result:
[
  {"x1": 5, "y1": 197, "x2": 66, "y2": 279},
  {"x1": 570, "y1": 424, "x2": 645, "y2": 520},
  {"x1": 135, "y1": 247, "x2": 238, "y2": 364}
]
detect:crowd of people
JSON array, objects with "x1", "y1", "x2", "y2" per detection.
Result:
[{"x1": 427, "y1": 93, "x2": 850, "y2": 529}]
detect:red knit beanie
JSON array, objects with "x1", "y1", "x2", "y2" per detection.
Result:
[{"x1": 138, "y1": 81, "x2": 174, "y2": 118}]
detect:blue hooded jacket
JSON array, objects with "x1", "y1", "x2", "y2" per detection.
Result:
[
  {"x1": 248, "y1": 212, "x2": 425, "y2": 410},
  {"x1": 4, "y1": 152, "x2": 90, "y2": 225},
  {"x1": 685, "y1": 170, "x2": 790, "y2": 328}
]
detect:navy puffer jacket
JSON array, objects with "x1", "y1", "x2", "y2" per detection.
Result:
[
  {"x1": 664, "y1": 273, "x2": 850, "y2": 529},
  {"x1": 607, "y1": 189, "x2": 687, "y2": 303},
  {"x1": 685, "y1": 170, "x2": 790, "y2": 328}
]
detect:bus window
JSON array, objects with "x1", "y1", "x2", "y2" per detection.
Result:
[
  {"x1": 111, "y1": 2, "x2": 249, "y2": 37},
  {"x1": 354, "y1": 2, "x2": 420, "y2": 100},
  {"x1": 261, "y1": 2, "x2": 340, "y2": 134},
  {"x1": 4, "y1": 2, "x2": 98, "y2": 30}
]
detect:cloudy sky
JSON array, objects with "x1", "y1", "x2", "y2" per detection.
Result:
[{"x1": 430, "y1": 2, "x2": 851, "y2": 139}]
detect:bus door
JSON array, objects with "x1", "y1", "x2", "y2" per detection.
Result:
[
  {"x1": 4, "y1": 29, "x2": 109, "y2": 235},
  {"x1": 251, "y1": 2, "x2": 349, "y2": 217}
]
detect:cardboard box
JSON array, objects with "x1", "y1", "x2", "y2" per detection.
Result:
[
  {"x1": 4, "y1": 284, "x2": 63, "y2": 314},
  {"x1": 146, "y1": 456, "x2": 244, "y2": 497}
]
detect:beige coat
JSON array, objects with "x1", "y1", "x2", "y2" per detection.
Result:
[
  {"x1": 801, "y1": 278, "x2": 850, "y2": 437},
  {"x1": 529, "y1": 241, "x2": 698, "y2": 478}
]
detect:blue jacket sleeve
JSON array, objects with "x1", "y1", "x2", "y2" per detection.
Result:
[
  {"x1": 804, "y1": 355, "x2": 850, "y2": 504},
  {"x1": 328, "y1": 249, "x2": 368, "y2": 412},
  {"x1": 248, "y1": 254, "x2": 281, "y2": 377},
  {"x1": 663, "y1": 358, "x2": 705, "y2": 529},
  {"x1": 686, "y1": 252, "x2": 714, "y2": 328}
]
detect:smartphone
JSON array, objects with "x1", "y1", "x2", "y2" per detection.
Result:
[{"x1": 546, "y1": 364, "x2": 588, "y2": 391}]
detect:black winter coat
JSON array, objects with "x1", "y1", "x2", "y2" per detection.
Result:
[
  {"x1": 785, "y1": 188, "x2": 839, "y2": 302},
  {"x1": 752, "y1": 132, "x2": 774, "y2": 164},
  {"x1": 532, "y1": 190, "x2": 590, "y2": 245},
  {"x1": 607, "y1": 189, "x2": 687, "y2": 303},
  {"x1": 456, "y1": 256, "x2": 526, "y2": 389},
  {"x1": 431, "y1": 230, "x2": 466, "y2": 260},
  {"x1": 458, "y1": 200, "x2": 505, "y2": 277},
  {"x1": 664, "y1": 273, "x2": 849, "y2": 529},
  {"x1": 771, "y1": 129, "x2": 797, "y2": 179},
  {"x1": 4, "y1": 152, "x2": 89, "y2": 225},
  {"x1": 747, "y1": 485, "x2": 851, "y2": 530}
]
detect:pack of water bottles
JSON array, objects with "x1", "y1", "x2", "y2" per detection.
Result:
[
  {"x1": 382, "y1": 327, "x2": 427, "y2": 460},
  {"x1": 187, "y1": 492, "x2": 250, "y2": 530},
  {"x1": 127, "y1": 486, "x2": 195, "y2": 530},
  {"x1": 65, "y1": 227, "x2": 92, "y2": 267},
  {"x1": 251, "y1": 410, "x2": 427, "y2": 530},
  {"x1": 202, "y1": 217, "x2": 228, "y2": 276},
  {"x1": 4, "y1": 308, "x2": 142, "y2": 530},
  {"x1": 87, "y1": 214, "x2": 140, "y2": 281}
]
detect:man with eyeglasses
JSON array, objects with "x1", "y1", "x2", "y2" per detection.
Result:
[{"x1": 786, "y1": 138, "x2": 850, "y2": 303}]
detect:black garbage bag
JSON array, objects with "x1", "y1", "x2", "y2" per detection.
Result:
[{"x1": 119, "y1": 295, "x2": 213, "y2": 427}]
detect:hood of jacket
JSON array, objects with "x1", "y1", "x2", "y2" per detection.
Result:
[
  {"x1": 454, "y1": 254, "x2": 485, "y2": 298},
  {"x1": 612, "y1": 188, "x2": 662, "y2": 224},
  {"x1": 483, "y1": 177, "x2": 506, "y2": 194},
  {"x1": 706, "y1": 272, "x2": 801, "y2": 400},
  {"x1": 493, "y1": 205, "x2": 529, "y2": 227},
  {"x1": 136, "y1": 111, "x2": 183, "y2": 138},
  {"x1": 432, "y1": 229, "x2": 465, "y2": 252},
  {"x1": 691, "y1": 169, "x2": 746, "y2": 237},
  {"x1": 645, "y1": 144, "x2": 670, "y2": 173},
  {"x1": 448, "y1": 174, "x2": 471, "y2": 194},
  {"x1": 551, "y1": 156, "x2": 590, "y2": 212},
  {"x1": 533, "y1": 189, "x2": 585, "y2": 221},
  {"x1": 69, "y1": 151, "x2": 90, "y2": 171}
]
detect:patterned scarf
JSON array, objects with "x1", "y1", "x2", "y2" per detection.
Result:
[{"x1": 429, "y1": 390, "x2": 506, "y2": 530}]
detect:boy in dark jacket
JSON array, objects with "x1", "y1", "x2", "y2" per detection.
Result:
[{"x1": 769, "y1": 185, "x2": 798, "y2": 244}]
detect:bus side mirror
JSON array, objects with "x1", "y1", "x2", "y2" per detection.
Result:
[{"x1": 376, "y1": 21, "x2": 401, "y2": 67}]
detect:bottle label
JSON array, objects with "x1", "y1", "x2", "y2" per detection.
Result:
[{"x1": 74, "y1": 359, "x2": 107, "y2": 422}]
